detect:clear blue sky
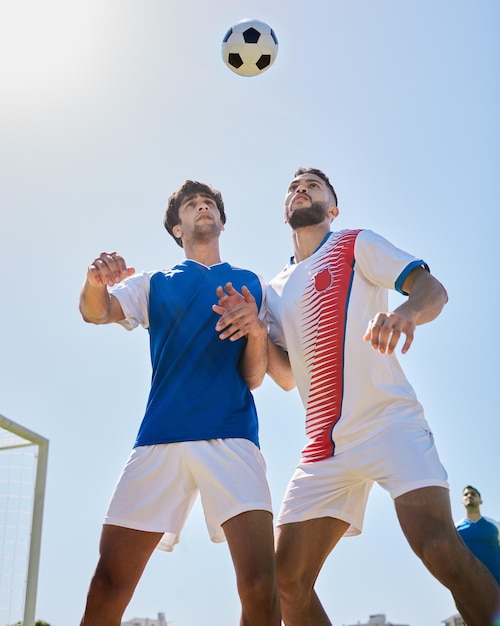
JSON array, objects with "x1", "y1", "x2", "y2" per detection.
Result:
[{"x1": 1, "y1": 1, "x2": 499, "y2": 625}]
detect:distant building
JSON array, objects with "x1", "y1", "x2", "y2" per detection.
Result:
[
  {"x1": 345, "y1": 614, "x2": 410, "y2": 626},
  {"x1": 121, "y1": 612, "x2": 168, "y2": 626},
  {"x1": 442, "y1": 615, "x2": 465, "y2": 626}
]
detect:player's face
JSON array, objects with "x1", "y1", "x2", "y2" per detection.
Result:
[
  {"x1": 462, "y1": 488, "x2": 482, "y2": 508},
  {"x1": 176, "y1": 193, "x2": 224, "y2": 242},
  {"x1": 284, "y1": 174, "x2": 337, "y2": 228}
]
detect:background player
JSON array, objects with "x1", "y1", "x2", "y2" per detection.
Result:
[{"x1": 456, "y1": 485, "x2": 500, "y2": 585}]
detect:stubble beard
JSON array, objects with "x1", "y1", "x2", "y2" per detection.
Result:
[
  {"x1": 193, "y1": 222, "x2": 220, "y2": 243},
  {"x1": 287, "y1": 201, "x2": 329, "y2": 230}
]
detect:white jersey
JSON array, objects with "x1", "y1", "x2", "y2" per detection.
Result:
[{"x1": 267, "y1": 229, "x2": 431, "y2": 463}]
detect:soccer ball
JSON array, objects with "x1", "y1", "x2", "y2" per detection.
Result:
[{"x1": 221, "y1": 19, "x2": 278, "y2": 77}]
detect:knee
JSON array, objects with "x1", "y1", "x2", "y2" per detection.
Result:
[
  {"x1": 419, "y1": 535, "x2": 450, "y2": 565},
  {"x1": 238, "y1": 569, "x2": 278, "y2": 607},
  {"x1": 81, "y1": 571, "x2": 127, "y2": 623},
  {"x1": 87, "y1": 561, "x2": 134, "y2": 605},
  {"x1": 414, "y1": 532, "x2": 463, "y2": 578},
  {"x1": 276, "y1": 556, "x2": 306, "y2": 603}
]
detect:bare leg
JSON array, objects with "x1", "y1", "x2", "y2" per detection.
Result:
[
  {"x1": 223, "y1": 510, "x2": 281, "y2": 625},
  {"x1": 80, "y1": 525, "x2": 164, "y2": 626},
  {"x1": 275, "y1": 517, "x2": 349, "y2": 626},
  {"x1": 395, "y1": 487, "x2": 500, "y2": 626}
]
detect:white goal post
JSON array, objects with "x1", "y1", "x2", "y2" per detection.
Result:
[{"x1": 0, "y1": 414, "x2": 49, "y2": 626}]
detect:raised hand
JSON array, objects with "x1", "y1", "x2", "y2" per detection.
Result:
[
  {"x1": 213, "y1": 282, "x2": 266, "y2": 342},
  {"x1": 87, "y1": 252, "x2": 135, "y2": 288}
]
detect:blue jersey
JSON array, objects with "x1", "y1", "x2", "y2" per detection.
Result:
[
  {"x1": 456, "y1": 517, "x2": 500, "y2": 585},
  {"x1": 111, "y1": 260, "x2": 265, "y2": 448}
]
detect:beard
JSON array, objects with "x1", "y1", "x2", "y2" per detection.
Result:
[
  {"x1": 193, "y1": 221, "x2": 220, "y2": 241},
  {"x1": 287, "y1": 200, "x2": 329, "y2": 229}
]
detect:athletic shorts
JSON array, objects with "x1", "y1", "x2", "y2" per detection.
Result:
[
  {"x1": 277, "y1": 424, "x2": 448, "y2": 537},
  {"x1": 104, "y1": 438, "x2": 273, "y2": 552}
]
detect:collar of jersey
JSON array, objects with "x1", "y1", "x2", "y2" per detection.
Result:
[
  {"x1": 290, "y1": 231, "x2": 333, "y2": 265},
  {"x1": 182, "y1": 259, "x2": 229, "y2": 270}
]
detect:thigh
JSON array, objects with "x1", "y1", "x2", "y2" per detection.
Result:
[
  {"x1": 105, "y1": 444, "x2": 198, "y2": 549},
  {"x1": 276, "y1": 517, "x2": 349, "y2": 582},
  {"x1": 277, "y1": 457, "x2": 373, "y2": 537},
  {"x1": 369, "y1": 426, "x2": 448, "y2": 499},
  {"x1": 189, "y1": 439, "x2": 273, "y2": 543},
  {"x1": 223, "y1": 510, "x2": 276, "y2": 579},
  {"x1": 95, "y1": 524, "x2": 164, "y2": 586},
  {"x1": 395, "y1": 486, "x2": 458, "y2": 554}
]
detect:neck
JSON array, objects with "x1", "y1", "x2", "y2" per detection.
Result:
[
  {"x1": 292, "y1": 222, "x2": 331, "y2": 263},
  {"x1": 465, "y1": 507, "x2": 482, "y2": 522},
  {"x1": 183, "y1": 239, "x2": 222, "y2": 266}
]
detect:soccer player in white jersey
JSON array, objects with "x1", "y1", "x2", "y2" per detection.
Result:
[
  {"x1": 264, "y1": 167, "x2": 500, "y2": 626},
  {"x1": 78, "y1": 180, "x2": 280, "y2": 625}
]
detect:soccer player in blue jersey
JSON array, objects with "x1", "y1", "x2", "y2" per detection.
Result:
[
  {"x1": 78, "y1": 180, "x2": 280, "y2": 626},
  {"x1": 456, "y1": 486, "x2": 500, "y2": 585}
]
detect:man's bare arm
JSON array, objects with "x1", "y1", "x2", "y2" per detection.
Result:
[
  {"x1": 267, "y1": 338, "x2": 296, "y2": 391},
  {"x1": 79, "y1": 252, "x2": 135, "y2": 324},
  {"x1": 213, "y1": 283, "x2": 268, "y2": 390},
  {"x1": 363, "y1": 266, "x2": 448, "y2": 355}
]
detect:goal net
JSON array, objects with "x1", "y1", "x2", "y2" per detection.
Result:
[{"x1": 0, "y1": 414, "x2": 49, "y2": 626}]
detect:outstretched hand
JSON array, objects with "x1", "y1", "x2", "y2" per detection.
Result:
[
  {"x1": 87, "y1": 252, "x2": 135, "y2": 288},
  {"x1": 213, "y1": 282, "x2": 266, "y2": 341},
  {"x1": 363, "y1": 311, "x2": 416, "y2": 355}
]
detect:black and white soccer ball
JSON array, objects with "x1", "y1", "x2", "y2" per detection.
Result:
[{"x1": 221, "y1": 19, "x2": 278, "y2": 77}]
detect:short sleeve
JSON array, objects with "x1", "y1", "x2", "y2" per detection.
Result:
[
  {"x1": 109, "y1": 271, "x2": 153, "y2": 330},
  {"x1": 354, "y1": 230, "x2": 429, "y2": 295}
]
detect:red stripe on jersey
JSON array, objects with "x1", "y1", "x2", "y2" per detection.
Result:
[{"x1": 301, "y1": 230, "x2": 359, "y2": 463}]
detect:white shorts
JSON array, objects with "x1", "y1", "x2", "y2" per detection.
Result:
[
  {"x1": 104, "y1": 438, "x2": 273, "y2": 552},
  {"x1": 277, "y1": 424, "x2": 448, "y2": 537}
]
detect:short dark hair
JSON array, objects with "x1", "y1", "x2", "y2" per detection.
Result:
[
  {"x1": 294, "y1": 167, "x2": 338, "y2": 207},
  {"x1": 463, "y1": 485, "x2": 481, "y2": 498},
  {"x1": 164, "y1": 180, "x2": 227, "y2": 248}
]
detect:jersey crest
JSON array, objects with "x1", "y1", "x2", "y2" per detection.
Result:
[{"x1": 313, "y1": 266, "x2": 335, "y2": 292}]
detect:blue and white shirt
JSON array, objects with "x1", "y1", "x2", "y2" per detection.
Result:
[
  {"x1": 111, "y1": 260, "x2": 265, "y2": 448},
  {"x1": 456, "y1": 516, "x2": 500, "y2": 584}
]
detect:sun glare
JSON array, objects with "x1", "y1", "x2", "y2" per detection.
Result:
[{"x1": 0, "y1": 3, "x2": 112, "y2": 113}]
